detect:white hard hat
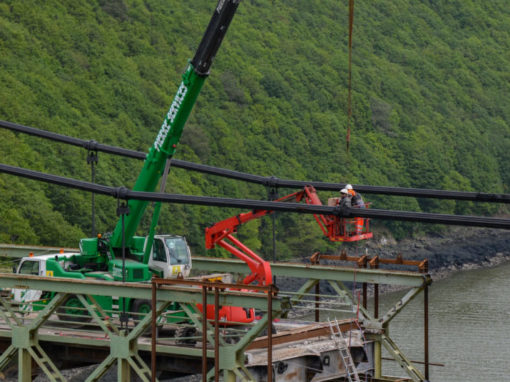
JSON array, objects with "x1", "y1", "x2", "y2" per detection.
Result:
[
  {"x1": 340, "y1": 188, "x2": 348, "y2": 194},
  {"x1": 346, "y1": 184, "x2": 353, "y2": 190}
]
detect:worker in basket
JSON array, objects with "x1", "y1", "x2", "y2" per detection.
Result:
[
  {"x1": 339, "y1": 188, "x2": 352, "y2": 207},
  {"x1": 346, "y1": 184, "x2": 365, "y2": 235}
]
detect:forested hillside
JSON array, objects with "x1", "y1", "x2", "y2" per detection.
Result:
[{"x1": 1, "y1": 0, "x2": 509, "y2": 258}]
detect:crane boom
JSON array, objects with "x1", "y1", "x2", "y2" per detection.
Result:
[{"x1": 109, "y1": 0, "x2": 241, "y2": 253}]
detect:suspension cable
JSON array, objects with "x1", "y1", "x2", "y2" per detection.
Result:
[
  {"x1": 1, "y1": 163, "x2": 510, "y2": 230},
  {"x1": 2, "y1": 119, "x2": 510, "y2": 203}
]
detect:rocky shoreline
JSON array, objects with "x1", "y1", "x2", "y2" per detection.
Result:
[
  {"x1": 366, "y1": 226, "x2": 510, "y2": 281},
  {"x1": 274, "y1": 226, "x2": 510, "y2": 296}
]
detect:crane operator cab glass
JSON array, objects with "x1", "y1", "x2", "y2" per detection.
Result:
[{"x1": 149, "y1": 235, "x2": 192, "y2": 278}]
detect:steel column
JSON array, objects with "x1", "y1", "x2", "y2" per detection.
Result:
[
  {"x1": 214, "y1": 287, "x2": 219, "y2": 382},
  {"x1": 18, "y1": 348, "x2": 31, "y2": 382},
  {"x1": 374, "y1": 338, "x2": 382, "y2": 379},
  {"x1": 424, "y1": 284, "x2": 429, "y2": 380},
  {"x1": 151, "y1": 278, "x2": 157, "y2": 382},
  {"x1": 202, "y1": 285, "x2": 208, "y2": 382},
  {"x1": 118, "y1": 358, "x2": 131, "y2": 382},
  {"x1": 267, "y1": 284, "x2": 273, "y2": 382}
]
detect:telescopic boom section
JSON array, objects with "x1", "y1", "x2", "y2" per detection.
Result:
[
  {"x1": 110, "y1": 0, "x2": 241, "y2": 251},
  {"x1": 204, "y1": 191, "x2": 307, "y2": 286},
  {"x1": 205, "y1": 210, "x2": 273, "y2": 286}
]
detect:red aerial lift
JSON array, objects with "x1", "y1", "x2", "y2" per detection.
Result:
[
  {"x1": 202, "y1": 185, "x2": 372, "y2": 323},
  {"x1": 205, "y1": 185, "x2": 372, "y2": 284}
]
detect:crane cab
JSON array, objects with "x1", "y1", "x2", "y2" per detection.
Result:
[{"x1": 148, "y1": 235, "x2": 192, "y2": 278}]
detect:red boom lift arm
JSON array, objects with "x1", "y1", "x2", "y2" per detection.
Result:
[
  {"x1": 205, "y1": 186, "x2": 372, "y2": 287},
  {"x1": 205, "y1": 209, "x2": 274, "y2": 286}
]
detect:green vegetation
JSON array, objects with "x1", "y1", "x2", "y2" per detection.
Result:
[
  {"x1": 0, "y1": 257, "x2": 13, "y2": 273},
  {"x1": 1, "y1": 1, "x2": 509, "y2": 258}
]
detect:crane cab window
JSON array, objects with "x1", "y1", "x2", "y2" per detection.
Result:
[
  {"x1": 152, "y1": 239, "x2": 167, "y2": 262},
  {"x1": 19, "y1": 260, "x2": 40, "y2": 275},
  {"x1": 165, "y1": 237, "x2": 190, "y2": 265}
]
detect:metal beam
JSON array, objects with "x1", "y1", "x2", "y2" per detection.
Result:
[
  {"x1": 379, "y1": 334, "x2": 425, "y2": 382},
  {"x1": 3, "y1": 119, "x2": 510, "y2": 203},
  {"x1": 3, "y1": 163, "x2": 510, "y2": 229},
  {"x1": 0, "y1": 244, "x2": 76, "y2": 258},
  {"x1": 192, "y1": 257, "x2": 431, "y2": 287},
  {"x1": 0, "y1": 274, "x2": 283, "y2": 311},
  {"x1": 0, "y1": 334, "x2": 216, "y2": 358},
  {"x1": 379, "y1": 287, "x2": 424, "y2": 325}
]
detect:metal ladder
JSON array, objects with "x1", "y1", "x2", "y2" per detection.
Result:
[{"x1": 328, "y1": 319, "x2": 361, "y2": 382}]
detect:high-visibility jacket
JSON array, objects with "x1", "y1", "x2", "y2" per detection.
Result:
[
  {"x1": 354, "y1": 217, "x2": 364, "y2": 234},
  {"x1": 349, "y1": 190, "x2": 365, "y2": 208},
  {"x1": 348, "y1": 190, "x2": 365, "y2": 234}
]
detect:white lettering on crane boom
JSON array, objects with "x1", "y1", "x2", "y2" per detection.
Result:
[
  {"x1": 154, "y1": 82, "x2": 188, "y2": 152},
  {"x1": 217, "y1": 0, "x2": 226, "y2": 12}
]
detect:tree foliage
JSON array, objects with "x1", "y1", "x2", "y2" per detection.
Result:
[{"x1": 1, "y1": 0, "x2": 509, "y2": 256}]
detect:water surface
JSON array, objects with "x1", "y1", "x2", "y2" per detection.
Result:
[{"x1": 379, "y1": 261, "x2": 510, "y2": 381}]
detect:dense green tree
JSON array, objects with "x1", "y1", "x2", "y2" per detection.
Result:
[{"x1": 0, "y1": 0, "x2": 509, "y2": 257}]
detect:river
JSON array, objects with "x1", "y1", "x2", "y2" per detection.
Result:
[{"x1": 379, "y1": 260, "x2": 510, "y2": 381}]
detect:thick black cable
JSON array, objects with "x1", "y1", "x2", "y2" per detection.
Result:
[
  {"x1": 0, "y1": 119, "x2": 145, "y2": 160},
  {"x1": 87, "y1": 149, "x2": 98, "y2": 237},
  {"x1": 2, "y1": 119, "x2": 510, "y2": 203},
  {"x1": 1, "y1": 163, "x2": 510, "y2": 230}
]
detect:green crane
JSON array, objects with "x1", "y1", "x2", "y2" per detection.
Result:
[
  {"x1": 75, "y1": 0, "x2": 241, "y2": 279},
  {"x1": 13, "y1": 0, "x2": 243, "y2": 323},
  {"x1": 110, "y1": 0, "x2": 240, "y2": 250}
]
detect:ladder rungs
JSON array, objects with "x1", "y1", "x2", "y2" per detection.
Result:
[{"x1": 328, "y1": 319, "x2": 361, "y2": 382}]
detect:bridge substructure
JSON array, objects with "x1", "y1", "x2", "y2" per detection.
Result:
[{"x1": 0, "y1": 255, "x2": 431, "y2": 382}]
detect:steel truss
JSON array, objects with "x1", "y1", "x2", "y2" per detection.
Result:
[
  {"x1": 192, "y1": 257, "x2": 432, "y2": 381},
  {"x1": 0, "y1": 274, "x2": 285, "y2": 382}
]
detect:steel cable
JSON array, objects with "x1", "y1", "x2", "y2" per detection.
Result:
[
  {"x1": 2, "y1": 119, "x2": 510, "y2": 203},
  {"x1": 1, "y1": 163, "x2": 510, "y2": 230}
]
